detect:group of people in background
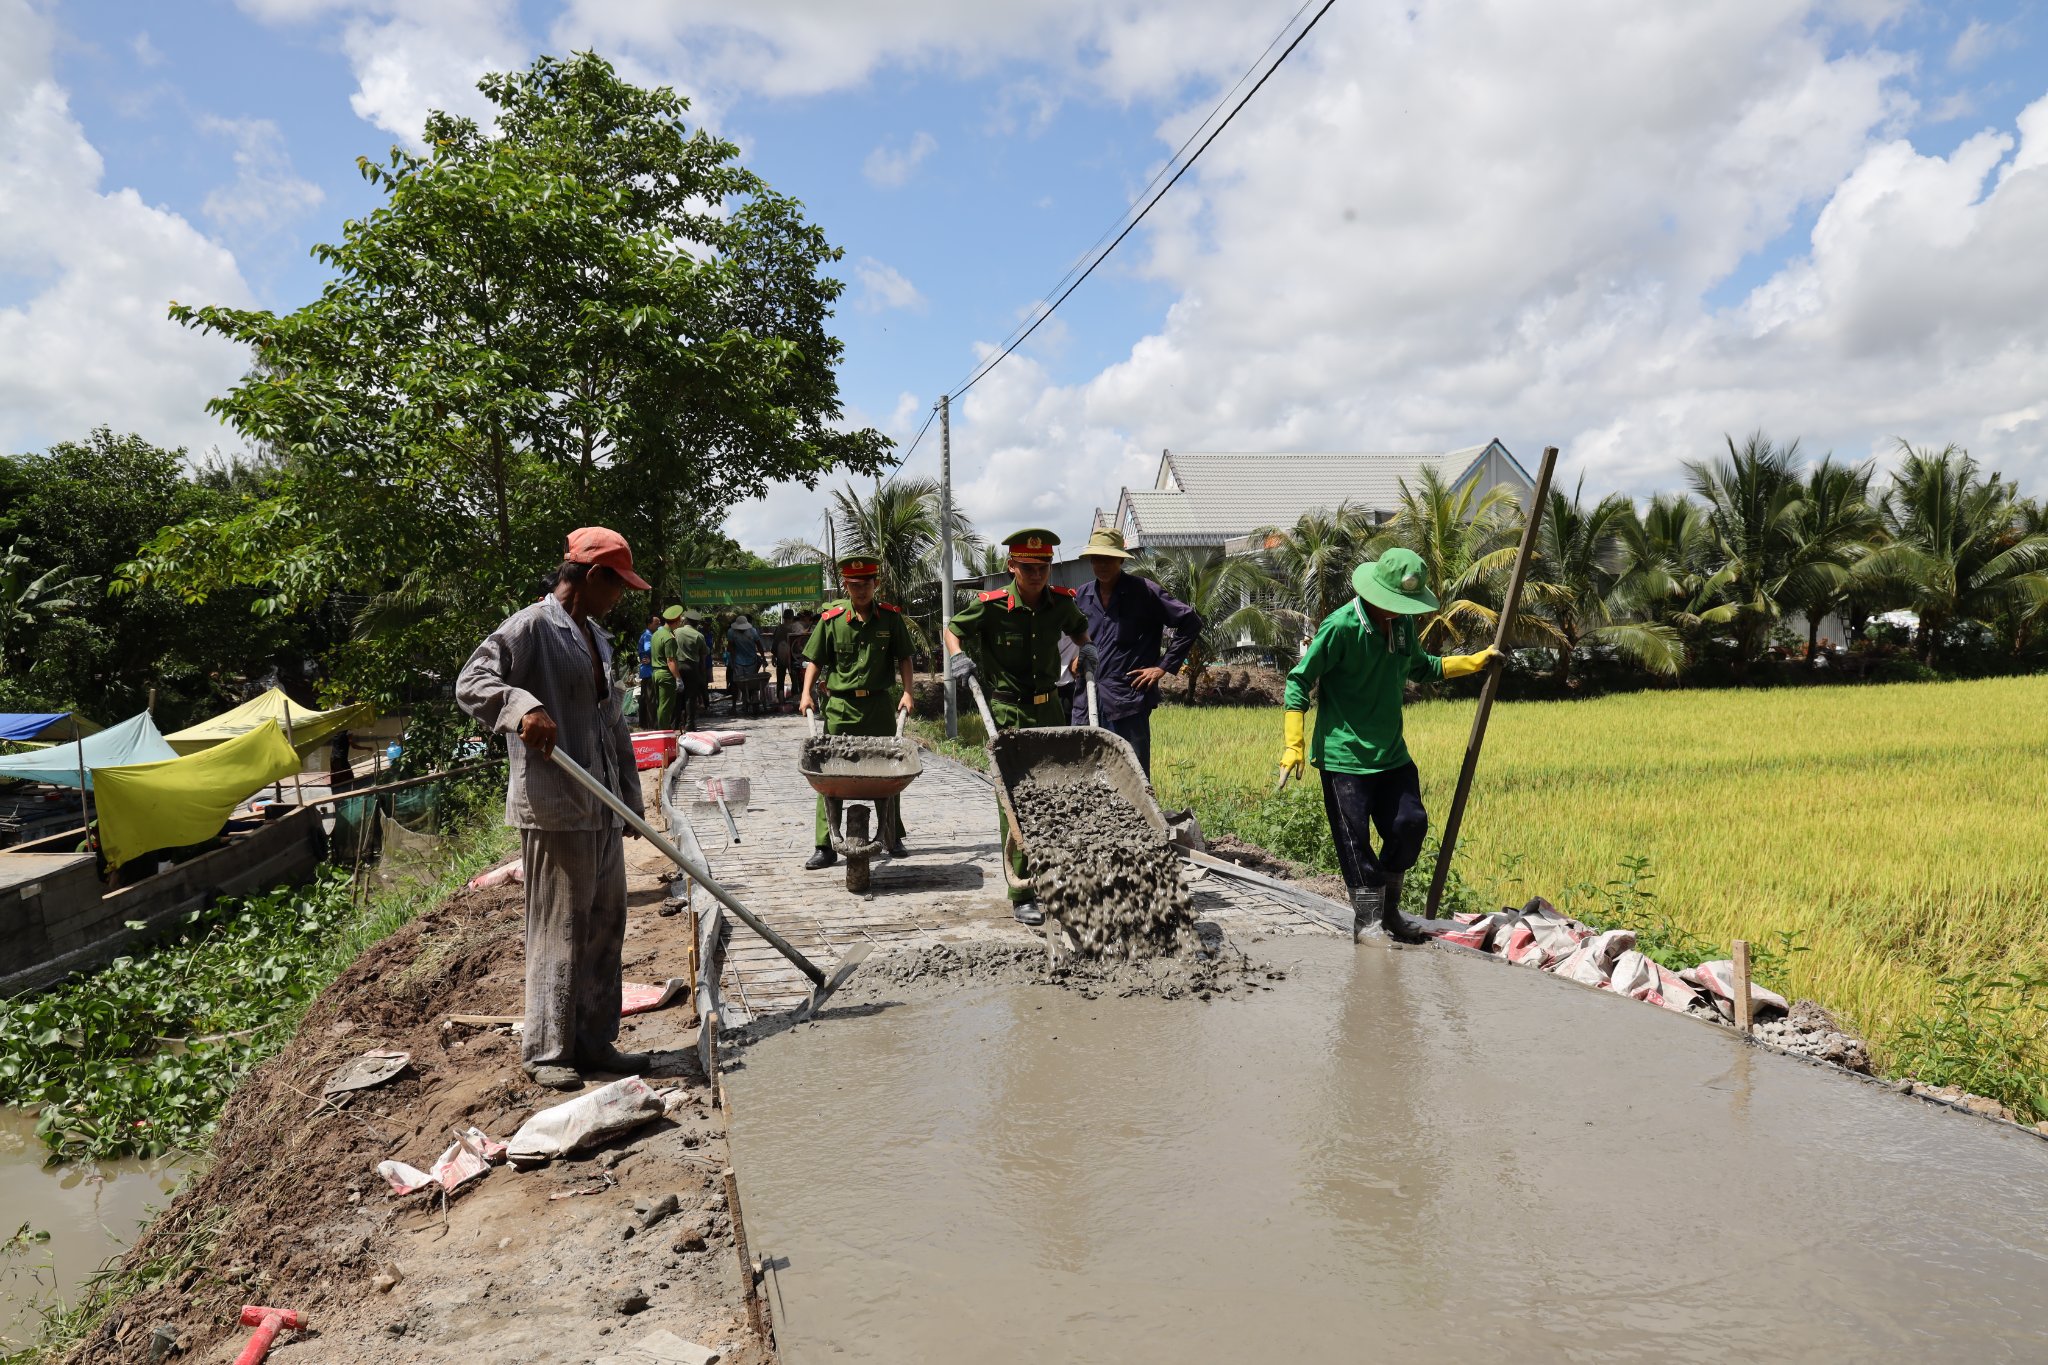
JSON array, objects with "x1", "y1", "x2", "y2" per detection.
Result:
[{"x1": 632, "y1": 604, "x2": 825, "y2": 727}]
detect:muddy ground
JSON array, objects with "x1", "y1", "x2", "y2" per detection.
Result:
[{"x1": 62, "y1": 848, "x2": 771, "y2": 1365}]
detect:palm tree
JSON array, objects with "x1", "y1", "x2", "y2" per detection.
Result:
[
  {"x1": 823, "y1": 476, "x2": 982, "y2": 652},
  {"x1": 1125, "y1": 549, "x2": 1279, "y2": 692},
  {"x1": 1523, "y1": 481, "x2": 1681, "y2": 687},
  {"x1": 1786, "y1": 456, "x2": 1882, "y2": 664},
  {"x1": 1852, "y1": 442, "x2": 2048, "y2": 665},
  {"x1": 1251, "y1": 502, "x2": 1378, "y2": 645},
  {"x1": 1683, "y1": 432, "x2": 1840, "y2": 672},
  {"x1": 1612, "y1": 492, "x2": 1725, "y2": 674},
  {"x1": 1376, "y1": 466, "x2": 1531, "y2": 653},
  {"x1": 0, "y1": 541, "x2": 90, "y2": 677}
]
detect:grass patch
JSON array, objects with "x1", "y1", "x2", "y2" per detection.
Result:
[
  {"x1": 1151, "y1": 676, "x2": 2048, "y2": 1109},
  {"x1": 0, "y1": 797, "x2": 512, "y2": 1164}
]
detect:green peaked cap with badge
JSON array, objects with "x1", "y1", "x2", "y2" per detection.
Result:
[{"x1": 1351, "y1": 547, "x2": 1440, "y2": 615}]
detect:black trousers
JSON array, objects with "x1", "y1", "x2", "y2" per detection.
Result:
[{"x1": 1320, "y1": 762, "x2": 1427, "y2": 891}]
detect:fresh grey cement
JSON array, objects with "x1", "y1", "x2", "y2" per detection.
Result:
[
  {"x1": 799, "y1": 734, "x2": 916, "y2": 770},
  {"x1": 1008, "y1": 775, "x2": 1190, "y2": 955},
  {"x1": 728, "y1": 935, "x2": 2048, "y2": 1363}
]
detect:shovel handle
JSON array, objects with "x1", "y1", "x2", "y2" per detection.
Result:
[
  {"x1": 1084, "y1": 659, "x2": 1100, "y2": 729},
  {"x1": 964, "y1": 673, "x2": 1000, "y2": 740},
  {"x1": 545, "y1": 748, "x2": 823, "y2": 986}
]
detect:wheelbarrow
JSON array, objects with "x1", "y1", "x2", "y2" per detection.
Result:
[
  {"x1": 962, "y1": 666, "x2": 1171, "y2": 911},
  {"x1": 799, "y1": 711, "x2": 923, "y2": 894}
]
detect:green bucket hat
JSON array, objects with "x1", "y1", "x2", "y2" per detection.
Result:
[{"x1": 1351, "y1": 548, "x2": 1439, "y2": 615}]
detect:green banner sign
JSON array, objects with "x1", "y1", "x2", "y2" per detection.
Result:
[{"x1": 676, "y1": 564, "x2": 825, "y2": 608}]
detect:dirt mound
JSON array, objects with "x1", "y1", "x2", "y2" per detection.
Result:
[
  {"x1": 61, "y1": 881, "x2": 771, "y2": 1365},
  {"x1": 1204, "y1": 833, "x2": 1351, "y2": 905},
  {"x1": 1161, "y1": 666, "x2": 1287, "y2": 707}
]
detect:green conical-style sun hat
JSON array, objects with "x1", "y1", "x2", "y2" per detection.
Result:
[{"x1": 1351, "y1": 548, "x2": 1439, "y2": 615}]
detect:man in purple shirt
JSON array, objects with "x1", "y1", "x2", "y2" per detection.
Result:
[{"x1": 1068, "y1": 527, "x2": 1203, "y2": 777}]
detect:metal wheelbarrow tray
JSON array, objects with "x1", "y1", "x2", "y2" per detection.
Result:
[
  {"x1": 797, "y1": 735, "x2": 923, "y2": 801},
  {"x1": 986, "y1": 725, "x2": 1170, "y2": 858}
]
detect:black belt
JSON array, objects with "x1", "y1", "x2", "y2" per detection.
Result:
[{"x1": 992, "y1": 689, "x2": 1053, "y2": 706}]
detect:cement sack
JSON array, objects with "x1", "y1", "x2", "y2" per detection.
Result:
[
  {"x1": 467, "y1": 858, "x2": 524, "y2": 890},
  {"x1": 1522, "y1": 912, "x2": 1594, "y2": 968},
  {"x1": 1501, "y1": 922, "x2": 1547, "y2": 968},
  {"x1": 1441, "y1": 911, "x2": 1517, "y2": 953},
  {"x1": 506, "y1": 1076, "x2": 663, "y2": 1165},
  {"x1": 680, "y1": 734, "x2": 722, "y2": 756},
  {"x1": 1556, "y1": 929, "x2": 1637, "y2": 988},
  {"x1": 1608, "y1": 951, "x2": 1704, "y2": 1012},
  {"x1": 1681, "y1": 960, "x2": 1790, "y2": 1019}
]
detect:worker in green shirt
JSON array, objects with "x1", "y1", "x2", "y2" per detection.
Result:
[
  {"x1": 944, "y1": 528, "x2": 1096, "y2": 925},
  {"x1": 668, "y1": 609, "x2": 706, "y2": 733},
  {"x1": 649, "y1": 606, "x2": 680, "y2": 728},
  {"x1": 801, "y1": 555, "x2": 915, "y2": 870},
  {"x1": 1279, "y1": 547, "x2": 1498, "y2": 944}
]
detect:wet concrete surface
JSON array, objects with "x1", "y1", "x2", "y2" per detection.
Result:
[
  {"x1": 727, "y1": 935, "x2": 2048, "y2": 1363},
  {"x1": 1010, "y1": 776, "x2": 1189, "y2": 955},
  {"x1": 0, "y1": 1109, "x2": 184, "y2": 1348}
]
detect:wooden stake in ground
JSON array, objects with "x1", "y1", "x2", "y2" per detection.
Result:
[
  {"x1": 1424, "y1": 445, "x2": 1560, "y2": 919},
  {"x1": 72, "y1": 714, "x2": 93, "y2": 851},
  {"x1": 280, "y1": 697, "x2": 307, "y2": 807},
  {"x1": 723, "y1": 1166, "x2": 767, "y2": 1338},
  {"x1": 1732, "y1": 939, "x2": 1754, "y2": 1033}
]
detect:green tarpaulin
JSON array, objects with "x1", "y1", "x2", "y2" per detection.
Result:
[
  {"x1": 165, "y1": 687, "x2": 374, "y2": 757},
  {"x1": 94, "y1": 722, "x2": 303, "y2": 869},
  {"x1": 677, "y1": 564, "x2": 823, "y2": 609}
]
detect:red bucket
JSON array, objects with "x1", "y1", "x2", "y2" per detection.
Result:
[{"x1": 630, "y1": 730, "x2": 679, "y2": 771}]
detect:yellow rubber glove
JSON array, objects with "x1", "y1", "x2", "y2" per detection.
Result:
[
  {"x1": 1280, "y1": 710, "x2": 1306, "y2": 780},
  {"x1": 1441, "y1": 647, "x2": 1503, "y2": 679}
]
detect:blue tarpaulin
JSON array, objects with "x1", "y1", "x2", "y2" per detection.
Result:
[
  {"x1": 0, "y1": 713, "x2": 101, "y2": 743},
  {"x1": 0, "y1": 712, "x2": 179, "y2": 790}
]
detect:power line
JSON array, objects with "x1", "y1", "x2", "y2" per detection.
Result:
[
  {"x1": 970, "y1": 0, "x2": 1321, "y2": 371},
  {"x1": 948, "y1": 0, "x2": 1337, "y2": 404},
  {"x1": 894, "y1": 400, "x2": 939, "y2": 465}
]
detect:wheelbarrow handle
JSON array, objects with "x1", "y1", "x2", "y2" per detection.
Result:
[
  {"x1": 964, "y1": 673, "x2": 1000, "y2": 741},
  {"x1": 1083, "y1": 657, "x2": 1100, "y2": 729},
  {"x1": 545, "y1": 748, "x2": 824, "y2": 986},
  {"x1": 895, "y1": 706, "x2": 907, "y2": 739}
]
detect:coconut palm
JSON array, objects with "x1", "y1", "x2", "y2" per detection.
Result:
[
  {"x1": 1852, "y1": 442, "x2": 2048, "y2": 665},
  {"x1": 1125, "y1": 548, "x2": 1279, "y2": 692},
  {"x1": 1522, "y1": 481, "x2": 1682, "y2": 687},
  {"x1": 1251, "y1": 502, "x2": 1378, "y2": 643},
  {"x1": 1612, "y1": 492, "x2": 1727, "y2": 672},
  {"x1": 1786, "y1": 456, "x2": 1882, "y2": 663},
  {"x1": 1374, "y1": 466, "x2": 1531, "y2": 653},
  {"x1": 1683, "y1": 432, "x2": 1844, "y2": 672},
  {"x1": 808, "y1": 476, "x2": 983, "y2": 651}
]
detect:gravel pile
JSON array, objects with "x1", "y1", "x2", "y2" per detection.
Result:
[{"x1": 1009, "y1": 775, "x2": 1191, "y2": 957}]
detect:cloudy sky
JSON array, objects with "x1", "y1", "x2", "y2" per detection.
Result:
[{"x1": 4, "y1": 0, "x2": 2047, "y2": 556}]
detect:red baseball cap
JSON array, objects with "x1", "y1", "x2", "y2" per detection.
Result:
[{"x1": 564, "y1": 526, "x2": 651, "y2": 590}]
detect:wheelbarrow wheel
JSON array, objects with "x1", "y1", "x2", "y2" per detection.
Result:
[{"x1": 844, "y1": 804, "x2": 872, "y2": 895}]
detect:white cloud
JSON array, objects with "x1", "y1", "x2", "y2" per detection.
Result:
[
  {"x1": 852, "y1": 257, "x2": 927, "y2": 313},
  {"x1": 1947, "y1": 18, "x2": 2012, "y2": 72},
  {"x1": 131, "y1": 31, "x2": 164, "y2": 67},
  {"x1": 862, "y1": 130, "x2": 936, "y2": 188},
  {"x1": 198, "y1": 115, "x2": 324, "y2": 238},
  {"x1": 0, "y1": 1, "x2": 252, "y2": 457}
]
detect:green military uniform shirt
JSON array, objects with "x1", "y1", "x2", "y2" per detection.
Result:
[
  {"x1": 804, "y1": 599, "x2": 912, "y2": 735},
  {"x1": 669, "y1": 623, "x2": 706, "y2": 672},
  {"x1": 1283, "y1": 599, "x2": 1446, "y2": 774},
  {"x1": 949, "y1": 582, "x2": 1089, "y2": 728}
]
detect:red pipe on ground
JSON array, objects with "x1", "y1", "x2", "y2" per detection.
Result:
[{"x1": 232, "y1": 1305, "x2": 305, "y2": 1364}]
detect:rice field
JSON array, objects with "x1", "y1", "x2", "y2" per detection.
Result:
[{"x1": 1151, "y1": 676, "x2": 2048, "y2": 1077}]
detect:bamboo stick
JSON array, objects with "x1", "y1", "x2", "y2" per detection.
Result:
[
  {"x1": 1733, "y1": 939, "x2": 1754, "y2": 1033},
  {"x1": 1425, "y1": 445, "x2": 1559, "y2": 918}
]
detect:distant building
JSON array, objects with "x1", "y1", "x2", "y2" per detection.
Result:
[{"x1": 1099, "y1": 440, "x2": 1535, "y2": 555}]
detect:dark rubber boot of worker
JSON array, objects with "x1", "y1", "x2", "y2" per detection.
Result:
[
  {"x1": 1350, "y1": 885, "x2": 1387, "y2": 943},
  {"x1": 579, "y1": 1044, "x2": 653, "y2": 1075},
  {"x1": 884, "y1": 838, "x2": 908, "y2": 859},
  {"x1": 1381, "y1": 875, "x2": 1429, "y2": 945},
  {"x1": 805, "y1": 846, "x2": 836, "y2": 870},
  {"x1": 523, "y1": 1061, "x2": 582, "y2": 1091},
  {"x1": 1012, "y1": 898, "x2": 1045, "y2": 926}
]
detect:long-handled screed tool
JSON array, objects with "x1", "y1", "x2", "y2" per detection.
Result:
[
  {"x1": 1423, "y1": 444, "x2": 1559, "y2": 919},
  {"x1": 546, "y1": 749, "x2": 869, "y2": 1016}
]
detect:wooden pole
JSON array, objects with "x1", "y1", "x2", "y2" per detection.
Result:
[
  {"x1": 72, "y1": 714, "x2": 93, "y2": 846},
  {"x1": 1732, "y1": 939, "x2": 1754, "y2": 1033},
  {"x1": 280, "y1": 698, "x2": 306, "y2": 807},
  {"x1": 1424, "y1": 445, "x2": 1559, "y2": 918}
]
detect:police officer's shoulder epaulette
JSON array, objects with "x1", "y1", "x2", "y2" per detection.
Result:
[
  {"x1": 977, "y1": 588, "x2": 1010, "y2": 605},
  {"x1": 1051, "y1": 585, "x2": 1077, "y2": 597},
  {"x1": 819, "y1": 605, "x2": 847, "y2": 622},
  {"x1": 877, "y1": 601, "x2": 902, "y2": 613}
]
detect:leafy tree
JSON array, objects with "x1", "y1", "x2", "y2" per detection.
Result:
[
  {"x1": 1522, "y1": 481, "x2": 1681, "y2": 687},
  {"x1": 1125, "y1": 548, "x2": 1277, "y2": 691},
  {"x1": 1853, "y1": 442, "x2": 2048, "y2": 665},
  {"x1": 0, "y1": 542, "x2": 89, "y2": 678},
  {"x1": 124, "y1": 52, "x2": 888, "y2": 717}
]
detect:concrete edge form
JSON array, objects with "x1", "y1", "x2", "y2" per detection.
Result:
[{"x1": 660, "y1": 754, "x2": 729, "y2": 1084}]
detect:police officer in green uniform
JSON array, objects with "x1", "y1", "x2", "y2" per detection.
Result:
[
  {"x1": 650, "y1": 606, "x2": 682, "y2": 728},
  {"x1": 800, "y1": 555, "x2": 915, "y2": 870},
  {"x1": 943, "y1": 528, "x2": 1096, "y2": 925}
]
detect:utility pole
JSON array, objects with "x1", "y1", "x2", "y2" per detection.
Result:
[{"x1": 939, "y1": 395, "x2": 958, "y2": 740}]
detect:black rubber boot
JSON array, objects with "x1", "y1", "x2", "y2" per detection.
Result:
[
  {"x1": 1380, "y1": 873, "x2": 1428, "y2": 944},
  {"x1": 578, "y1": 1043, "x2": 653, "y2": 1075},
  {"x1": 1349, "y1": 885, "x2": 1387, "y2": 943},
  {"x1": 884, "y1": 838, "x2": 908, "y2": 859},
  {"x1": 1012, "y1": 898, "x2": 1045, "y2": 926},
  {"x1": 804, "y1": 846, "x2": 837, "y2": 870}
]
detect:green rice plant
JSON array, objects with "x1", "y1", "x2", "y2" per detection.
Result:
[
  {"x1": 1151, "y1": 675, "x2": 2048, "y2": 1081},
  {"x1": 1890, "y1": 971, "x2": 2048, "y2": 1122}
]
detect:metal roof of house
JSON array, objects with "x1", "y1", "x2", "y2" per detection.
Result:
[{"x1": 1117, "y1": 443, "x2": 1520, "y2": 545}]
